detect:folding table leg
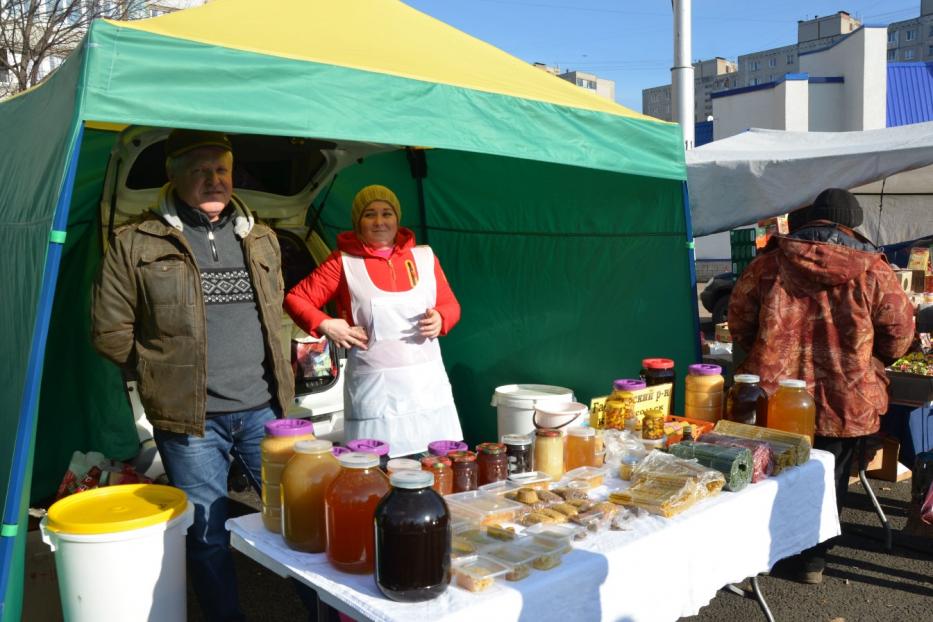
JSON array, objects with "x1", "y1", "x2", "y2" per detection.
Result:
[
  {"x1": 857, "y1": 438, "x2": 892, "y2": 551},
  {"x1": 725, "y1": 576, "x2": 775, "y2": 622}
]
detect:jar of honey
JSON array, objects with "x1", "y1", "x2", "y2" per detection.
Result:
[
  {"x1": 475, "y1": 443, "x2": 508, "y2": 485},
  {"x1": 565, "y1": 427, "x2": 598, "y2": 470},
  {"x1": 767, "y1": 379, "x2": 816, "y2": 443},
  {"x1": 534, "y1": 430, "x2": 564, "y2": 480},
  {"x1": 421, "y1": 456, "x2": 453, "y2": 496},
  {"x1": 725, "y1": 374, "x2": 769, "y2": 426},
  {"x1": 324, "y1": 452, "x2": 391, "y2": 573},
  {"x1": 604, "y1": 379, "x2": 646, "y2": 430},
  {"x1": 281, "y1": 439, "x2": 341, "y2": 553},
  {"x1": 448, "y1": 451, "x2": 478, "y2": 492},
  {"x1": 684, "y1": 363, "x2": 724, "y2": 423},
  {"x1": 374, "y1": 470, "x2": 450, "y2": 602},
  {"x1": 261, "y1": 419, "x2": 315, "y2": 532}
]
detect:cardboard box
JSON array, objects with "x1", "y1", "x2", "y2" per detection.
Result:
[
  {"x1": 23, "y1": 528, "x2": 64, "y2": 622},
  {"x1": 849, "y1": 435, "x2": 911, "y2": 483},
  {"x1": 714, "y1": 322, "x2": 732, "y2": 343}
]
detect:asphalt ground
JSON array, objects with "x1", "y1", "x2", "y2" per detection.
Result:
[{"x1": 189, "y1": 476, "x2": 933, "y2": 622}]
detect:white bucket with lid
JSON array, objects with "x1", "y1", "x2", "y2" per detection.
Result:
[
  {"x1": 491, "y1": 384, "x2": 574, "y2": 438},
  {"x1": 40, "y1": 484, "x2": 194, "y2": 622},
  {"x1": 533, "y1": 400, "x2": 589, "y2": 431}
]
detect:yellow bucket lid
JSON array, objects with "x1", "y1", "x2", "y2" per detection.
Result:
[{"x1": 46, "y1": 484, "x2": 189, "y2": 535}]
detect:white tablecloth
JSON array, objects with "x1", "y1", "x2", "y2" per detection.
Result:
[{"x1": 227, "y1": 449, "x2": 840, "y2": 622}]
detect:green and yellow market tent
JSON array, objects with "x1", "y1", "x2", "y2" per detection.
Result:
[{"x1": 0, "y1": 1, "x2": 693, "y2": 616}]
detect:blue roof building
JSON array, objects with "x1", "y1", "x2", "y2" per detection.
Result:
[{"x1": 887, "y1": 62, "x2": 933, "y2": 127}]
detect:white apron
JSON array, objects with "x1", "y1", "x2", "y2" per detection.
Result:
[{"x1": 341, "y1": 246, "x2": 463, "y2": 457}]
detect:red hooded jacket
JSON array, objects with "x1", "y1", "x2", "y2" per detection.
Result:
[
  {"x1": 728, "y1": 226, "x2": 914, "y2": 437},
  {"x1": 285, "y1": 227, "x2": 461, "y2": 337}
]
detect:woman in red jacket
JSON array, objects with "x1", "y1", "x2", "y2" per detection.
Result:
[{"x1": 285, "y1": 185, "x2": 463, "y2": 456}]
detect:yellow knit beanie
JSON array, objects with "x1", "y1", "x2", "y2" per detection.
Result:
[{"x1": 351, "y1": 185, "x2": 401, "y2": 229}]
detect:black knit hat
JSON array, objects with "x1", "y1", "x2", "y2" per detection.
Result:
[{"x1": 806, "y1": 187, "x2": 863, "y2": 228}]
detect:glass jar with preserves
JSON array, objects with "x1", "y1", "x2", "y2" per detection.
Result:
[
  {"x1": 684, "y1": 363, "x2": 724, "y2": 423},
  {"x1": 641, "y1": 358, "x2": 676, "y2": 416},
  {"x1": 374, "y1": 470, "x2": 450, "y2": 602},
  {"x1": 641, "y1": 407, "x2": 666, "y2": 441},
  {"x1": 604, "y1": 379, "x2": 646, "y2": 430},
  {"x1": 448, "y1": 451, "x2": 478, "y2": 492},
  {"x1": 261, "y1": 419, "x2": 315, "y2": 533},
  {"x1": 427, "y1": 440, "x2": 468, "y2": 457},
  {"x1": 565, "y1": 427, "x2": 598, "y2": 470},
  {"x1": 475, "y1": 443, "x2": 508, "y2": 485},
  {"x1": 281, "y1": 439, "x2": 341, "y2": 553},
  {"x1": 501, "y1": 434, "x2": 533, "y2": 475},
  {"x1": 345, "y1": 438, "x2": 390, "y2": 470},
  {"x1": 534, "y1": 430, "x2": 564, "y2": 480},
  {"x1": 325, "y1": 452, "x2": 391, "y2": 573},
  {"x1": 421, "y1": 456, "x2": 453, "y2": 496},
  {"x1": 767, "y1": 379, "x2": 816, "y2": 442},
  {"x1": 725, "y1": 374, "x2": 769, "y2": 426}
]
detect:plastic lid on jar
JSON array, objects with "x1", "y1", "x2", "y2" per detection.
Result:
[
  {"x1": 734, "y1": 374, "x2": 761, "y2": 384},
  {"x1": 421, "y1": 456, "x2": 452, "y2": 469},
  {"x1": 294, "y1": 439, "x2": 333, "y2": 454},
  {"x1": 386, "y1": 458, "x2": 421, "y2": 472},
  {"x1": 535, "y1": 429, "x2": 561, "y2": 438},
  {"x1": 476, "y1": 442, "x2": 506, "y2": 455},
  {"x1": 567, "y1": 427, "x2": 595, "y2": 438},
  {"x1": 448, "y1": 450, "x2": 477, "y2": 463},
  {"x1": 688, "y1": 363, "x2": 722, "y2": 376},
  {"x1": 779, "y1": 379, "x2": 807, "y2": 389},
  {"x1": 390, "y1": 470, "x2": 434, "y2": 489},
  {"x1": 331, "y1": 446, "x2": 351, "y2": 457},
  {"x1": 641, "y1": 358, "x2": 675, "y2": 370},
  {"x1": 428, "y1": 440, "x2": 468, "y2": 456},
  {"x1": 264, "y1": 418, "x2": 314, "y2": 437},
  {"x1": 345, "y1": 438, "x2": 390, "y2": 456},
  {"x1": 501, "y1": 434, "x2": 533, "y2": 446},
  {"x1": 337, "y1": 452, "x2": 380, "y2": 469},
  {"x1": 613, "y1": 378, "x2": 647, "y2": 391}
]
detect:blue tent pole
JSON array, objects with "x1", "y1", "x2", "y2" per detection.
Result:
[
  {"x1": 0, "y1": 125, "x2": 84, "y2": 622},
  {"x1": 682, "y1": 180, "x2": 702, "y2": 363}
]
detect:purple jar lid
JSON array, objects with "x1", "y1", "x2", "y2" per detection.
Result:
[
  {"x1": 688, "y1": 363, "x2": 722, "y2": 376},
  {"x1": 428, "y1": 440, "x2": 468, "y2": 456},
  {"x1": 345, "y1": 438, "x2": 390, "y2": 456},
  {"x1": 264, "y1": 419, "x2": 314, "y2": 437},
  {"x1": 331, "y1": 446, "x2": 351, "y2": 457},
  {"x1": 613, "y1": 378, "x2": 647, "y2": 391}
]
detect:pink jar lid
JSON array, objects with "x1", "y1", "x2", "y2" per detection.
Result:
[
  {"x1": 345, "y1": 438, "x2": 390, "y2": 456},
  {"x1": 264, "y1": 419, "x2": 314, "y2": 437},
  {"x1": 428, "y1": 440, "x2": 468, "y2": 456},
  {"x1": 613, "y1": 378, "x2": 646, "y2": 391},
  {"x1": 688, "y1": 363, "x2": 722, "y2": 376},
  {"x1": 331, "y1": 446, "x2": 352, "y2": 457}
]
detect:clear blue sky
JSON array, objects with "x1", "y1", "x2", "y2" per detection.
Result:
[{"x1": 405, "y1": 1, "x2": 919, "y2": 112}]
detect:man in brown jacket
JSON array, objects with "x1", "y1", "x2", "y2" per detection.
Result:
[
  {"x1": 92, "y1": 130, "x2": 293, "y2": 621},
  {"x1": 729, "y1": 188, "x2": 914, "y2": 583}
]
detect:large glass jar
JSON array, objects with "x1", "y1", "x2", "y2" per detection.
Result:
[
  {"x1": 475, "y1": 443, "x2": 508, "y2": 485},
  {"x1": 641, "y1": 358, "x2": 676, "y2": 416},
  {"x1": 281, "y1": 439, "x2": 341, "y2": 553},
  {"x1": 565, "y1": 427, "x2": 598, "y2": 470},
  {"x1": 374, "y1": 470, "x2": 450, "y2": 602},
  {"x1": 448, "y1": 451, "x2": 478, "y2": 492},
  {"x1": 534, "y1": 430, "x2": 564, "y2": 480},
  {"x1": 641, "y1": 408, "x2": 666, "y2": 441},
  {"x1": 261, "y1": 419, "x2": 315, "y2": 532},
  {"x1": 421, "y1": 456, "x2": 453, "y2": 496},
  {"x1": 501, "y1": 434, "x2": 533, "y2": 475},
  {"x1": 725, "y1": 374, "x2": 769, "y2": 426},
  {"x1": 345, "y1": 438, "x2": 390, "y2": 470},
  {"x1": 604, "y1": 379, "x2": 645, "y2": 430},
  {"x1": 684, "y1": 363, "x2": 724, "y2": 423},
  {"x1": 324, "y1": 452, "x2": 391, "y2": 573},
  {"x1": 767, "y1": 379, "x2": 816, "y2": 442}
]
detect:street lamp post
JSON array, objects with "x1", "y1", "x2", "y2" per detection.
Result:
[{"x1": 672, "y1": 0, "x2": 695, "y2": 150}]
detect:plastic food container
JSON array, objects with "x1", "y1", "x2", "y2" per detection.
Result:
[
  {"x1": 478, "y1": 479, "x2": 522, "y2": 496},
  {"x1": 507, "y1": 471, "x2": 553, "y2": 489},
  {"x1": 523, "y1": 539, "x2": 566, "y2": 571},
  {"x1": 445, "y1": 491, "x2": 526, "y2": 525},
  {"x1": 562, "y1": 466, "x2": 609, "y2": 490},
  {"x1": 452, "y1": 556, "x2": 511, "y2": 592},
  {"x1": 525, "y1": 522, "x2": 586, "y2": 547},
  {"x1": 484, "y1": 544, "x2": 539, "y2": 581}
]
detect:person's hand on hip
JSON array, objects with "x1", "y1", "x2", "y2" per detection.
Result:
[
  {"x1": 419, "y1": 308, "x2": 443, "y2": 339},
  {"x1": 319, "y1": 318, "x2": 369, "y2": 350}
]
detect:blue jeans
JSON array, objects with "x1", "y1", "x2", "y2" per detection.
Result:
[{"x1": 154, "y1": 406, "x2": 277, "y2": 622}]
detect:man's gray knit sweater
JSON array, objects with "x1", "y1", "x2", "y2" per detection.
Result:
[{"x1": 177, "y1": 200, "x2": 273, "y2": 414}]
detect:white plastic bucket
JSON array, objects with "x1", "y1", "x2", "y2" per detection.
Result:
[
  {"x1": 40, "y1": 486, "x2": 194, "y2": 622},
  {"x1": 492, "y1": 384, "x2": 574, "y2": 438},
  {"x1": 533, "y1": 400, "x2": 589, "y2": 431}
]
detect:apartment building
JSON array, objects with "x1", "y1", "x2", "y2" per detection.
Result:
[
  {"x1": 533, "y1": 63, "x2": 617, "y2": 101},
  {"x1": 887, "y1": 0, "x2": 933, "y2": 63},
  {"x1": 643, "y1": 57, "x2": 738, "y2": 122}
]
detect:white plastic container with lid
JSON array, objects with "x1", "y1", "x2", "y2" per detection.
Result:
[
  {"x1": 40, "y1": 484, "x2": 193, "y2": 622},
  {"x1": 532, "y1": 400, "x2": 588, "y2": 431},
  {"x1": 491, "y1": 384, "x2": 573, "y2": 438}
]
